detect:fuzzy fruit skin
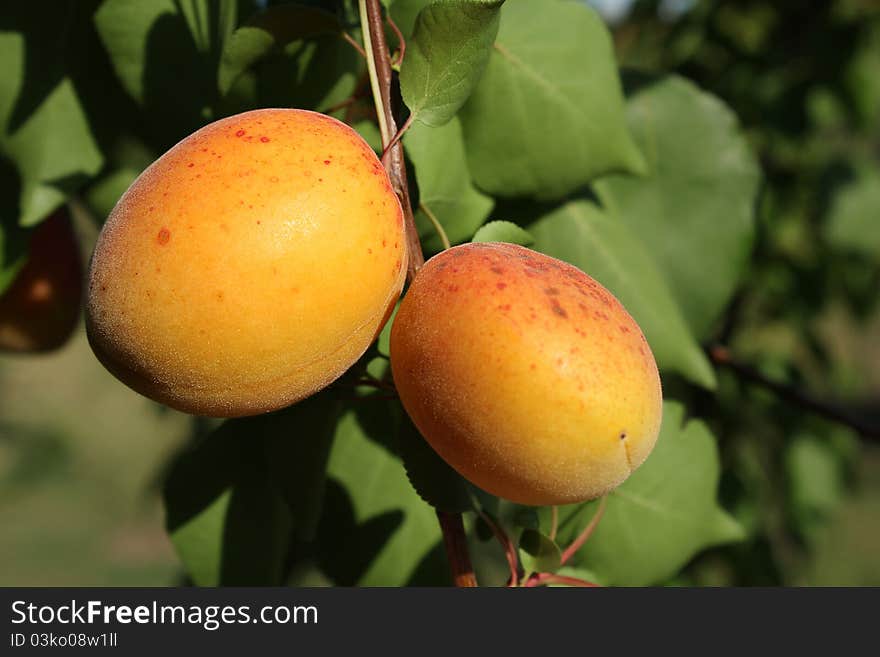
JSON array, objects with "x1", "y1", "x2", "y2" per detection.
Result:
[
  {"x1": 0, "y1": 209, "x2": 82, "y2": 353},
  {"x1": 87, "y1": 109, "x2": 406, "y2": 417},
  {"x1": 390, "y1": 242, "x2": 662, "y2": 506}
]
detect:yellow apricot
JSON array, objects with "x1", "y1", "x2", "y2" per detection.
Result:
[
  {"x1": 87, "y1": 109, "x2": 406, "y2": 417},
  {"x1": 0, "y1": 209, "x2": 82, "y2": 353},
  {"x1": 390, "y1": 243, "x2": 662, "y2": 506}
]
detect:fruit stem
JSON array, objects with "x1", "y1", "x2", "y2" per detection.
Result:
[
  {"x1": 437, "y1": 511, "x2": 478, "y2": 587},
  {"x1": 474, "y1": 506, "x2": 518, "y2": 586},
  {"x1": 381, "y1": 113, "x2": 414, "y2": 166},
  {"x1": 360, "y1": 0, "x2": 470, "y2": 588},
  {"x1": 341, "y1": 31, "x2": 366, "y2": 59},
  {"x1": 358, "y1": 0, "x2": 425, "y2": 280},
  {"x1": 560, "y1": 495, "x2": 607, "y2": 565},
  {"x1": 419, "y1": 201, "x2": 451, "y2": 250},
  {"x1": 387, "y1": 13, "x2": 406, "y2": 68}
]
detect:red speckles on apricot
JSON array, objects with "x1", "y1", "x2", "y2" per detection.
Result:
[
  {"x1": 550, "y1": 298, "x2": 568, "y2": 318},
  {"x1": 85, "y1": 108, "x2": 406, "y2": 417},
  {"x1": 389, "y1": 242, "x2": 663, "y2": 505}
]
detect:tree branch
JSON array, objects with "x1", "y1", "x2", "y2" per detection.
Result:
[
  {"x1": 708, "y1": 345, "x2": 880, "y2": 442},
  {"x1": 360, "y1": 0, "x2": 471, "y2": 587},
  {"x1": 437, "y1": 511, "x2": 478, "y2": 587},
  {"x1": 359, "y1": 0, "x2": 424, "y2": 280}
]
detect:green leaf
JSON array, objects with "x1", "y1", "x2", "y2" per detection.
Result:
[
  {"x1": 94, "y1": 0, "x2": 223, "y2": 144},
  {"x1": 3, "y1": 80, "x2": 103, "y2": 227},
  {"x1": 458, "y1": 0, "x2": 644, "y2": 199},
  {"x1": 825, "y1": 169, "x2": 880, "y2": 261},
  {"x1": 164, "y1": 393, "x2": 340, "y2": 586},
  {"x1": 376, "y1": 301, "x2": 399, "y2": 357},
  {"x1": 252, "y1": 35, "x2": 363, "y2": 113},
  {"x1": 510, "y1": 507, "x2": 539, "y2": 530},
  {"x1": 218, "y1": 4, "x2": 341, "y2": 95},
  {"x1": 317, "y1": 404, "x2": 442, "y2": 586},
  {"x1": 594, "y1": 75, "x2": 761, "y2": 337},
  {"x1": 528, "y1": 199, "x2": 716, "y2": 388},
  {"x1": 472, "y1": 220, "x2": 533, "y2": 245},
  {"x1": 551, "y1": 402, "x2": 744, "y2": 586},
  {"x1": 0, "y1": 212, "x2": 29, "y2": 295},
  {"x1": 164, "y1": 427, "x2": 290, "y2": 586},
  {"x1": 518, "y1": 529, "x2": 561, "y2": 577},
  {"x1": 353, "y1": 120, "x2": 384, "y2": 152},
  {"x1": 96, "y1": 0, "x2": 192, "y2": 102},
  {"x1": 0, "y1": 21, "x2": 103, "y2": 227},
  {"x1": 846, "y1": 22, "x2": 880, "y2": 130},
  {"x1": 405, "y1": 117, "x2": 493, "y2": 252},
  {"x1": 266, "y1": 395, "x2": 343, "y2": 541},
  {"x1": 390, "y1": 0, "x2": 434, "y2": 37},
  {"x1": 397, "y1": 415, "x2": 473, "y2": 513},
  {"x1": 84, "y1": 168, "x2": 141, "y2": 224},
  {"x1": 785, "y1": 434, "x2": 846, "y2": 542},
  {"x1": 554, "y1": 565, "x2": 601, "y2": 586},
  {"x1": 400, "y1": 0, "x2": 504, "y2": 127}
]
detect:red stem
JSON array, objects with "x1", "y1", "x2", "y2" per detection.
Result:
[
  {"x1": 381, "y1": 113, "x2": 414, "y2": 167},
  {"x1": 560, "y1": 495, "x2": 607, "y2": 565},
  {"x1": 387, "y1": 13, "x2": 406, "y2": 67},
  {"x1": 475, "y1": 508, "x2": 519, "y2": 587},
  {"x1": 525, "y1": 573, "x2": 599, "y2": 588}
]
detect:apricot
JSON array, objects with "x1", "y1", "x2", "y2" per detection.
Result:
[
  {"x1": 0, "y1": 209, "x2": 82, "y2": 353},
  {"x1": 86, "y1": 109, "x2": 406, "y2": 417},
  {"x1": 390, "y1": 243, "x2": 662, "y2": 506}
]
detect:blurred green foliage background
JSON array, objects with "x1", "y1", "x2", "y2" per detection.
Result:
[{"x1": 1, "y1": 0, "x2": 878, "y2": 586}]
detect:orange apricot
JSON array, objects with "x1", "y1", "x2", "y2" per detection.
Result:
[
  {"x1": 0, "y1": 209, "x2": 82, "y2": 353},
  {"x1": 390, "y1": 242, "x2": 662, "y2": 506},
  {"x1": 86, "y1": 109, "x2": 406, "y2": 417}
]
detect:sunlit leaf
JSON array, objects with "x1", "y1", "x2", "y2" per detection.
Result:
[
  {"x1": 459, "y1": 0, "x2": 644, "y2": 199},
  {"x1": 594, "y1": 75, "x2": 761, "y2": 337},
  {"x1": 518, "y1": 528, "x2": 561, "y2": 577},
  {"x1": 218, "y1": 4, "x2": 341, "y2": 95},
  {"x1": 317, "y1": 404, "x2": 442, "y2": 586},
  {"x1": 825, "y1": 168, "x2": 880, "y2": 261},
  {"x1": 164, "y1": 393, "x2": 340, "y2": 585},
  {"x1": 550, "y1": 402, "x2": 744, "y2": 586},
  {"x1": 405, "y1": 117, "x2": 493, "y2": 253},
  {"x1": 472, "y1": 220, "x2": 533, "y2": 245},
  {"x1": 400, "y1": 0, "x2": 504, "y2": 126}
]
